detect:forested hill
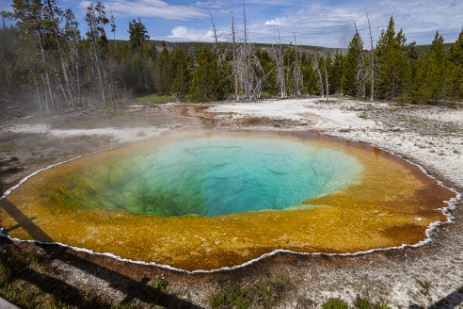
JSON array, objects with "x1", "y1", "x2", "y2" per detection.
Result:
[
  {"x1": 145, "y1": 40, "x2": 342, "y2": 56},
  {"x1": 1, "y1": 1, "x2": 463, "y2": 116}
]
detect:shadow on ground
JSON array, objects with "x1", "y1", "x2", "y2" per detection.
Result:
[
  {"x1": 0, "y1": 198, "x2": 203, "y2": 308},
  {"x1": 409, "y1": 286, "x2": 463, "y2": 309},
  {"x1": 3, "y1": 193, "x2": 463, "y2": 309}
]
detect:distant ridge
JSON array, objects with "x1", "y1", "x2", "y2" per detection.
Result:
[
  {"x1": 110, "y1": 39, "x2": 447, "y2": 56},
  {"x1": 110, "y1": 39, "x2": 347, "y2": 56}
]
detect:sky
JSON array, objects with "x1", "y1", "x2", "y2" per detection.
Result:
[{"x1": 1, "y1": 0, "x2": 463, "y2": 48}]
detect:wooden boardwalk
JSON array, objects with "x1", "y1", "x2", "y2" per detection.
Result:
[{"x1": 0, "y1": 297, "x2": 19, "y2": 309}]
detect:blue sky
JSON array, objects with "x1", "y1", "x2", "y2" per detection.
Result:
[{"x1": 1, "y1": 0, "x2": 463, "y2": 48}]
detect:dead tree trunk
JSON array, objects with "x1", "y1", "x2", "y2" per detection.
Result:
[
  {"x1": 315, "y1": 53, "x2": 325, "y2": 99},
  {"x1": 325, "y1": 65, "x2": 330, "y2": 98},
  {"x1": 1, "y1": 11, "x2": 6, "y2": 30},
  {"x1": 292, "y1": 34, "x2": 303, "y2": 96},
  {"x1": 358, "y1": 54, "x2": 367, "y2": 98},
  {"x1": 242, "y1": 2, "x2": 253, "y2": 98},
  {"x1": 366, "y1": 10, "x2": 375, "y2": 101},
  {"x1": 354, "y1": 22, "x2": 366, "y2": 99},
  {"x1": 210, "y1": 10, "x2": 227, "y2": 70},
  {"x1": 231, "y1": 4, "x2": 238, "y2": 100},
  {"x1": 46, "y1": 0, "x2": 74, "y2": 109},
  {"x1": 87, "y1": 28, "x2": 106, "y2": 106},
  {"x1": 75, "y1": 57, "x2": 81, "y2": 107},
  {"x1": 37, "y1": 31, "x2": 54, "y2": 112},
  {"x1": 273, "y1": 30, "x2": 287, "y2": 99},
  {"x1": 210, "y1": 11, "x2": 219, "y2": 46}
]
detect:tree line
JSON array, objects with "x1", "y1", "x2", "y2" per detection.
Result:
[
  {"x1": 343, "y1": 17, "x2": 463, "y2": 103},
  {"x1": 1, "y1": 1, "x2": 463, "y2": 114}
]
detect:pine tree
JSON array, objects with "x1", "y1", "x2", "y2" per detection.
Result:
[
  {"x1": 154, "y1": 44, "x2": 172, "y2": 95},
  {"x1": 255, "y1": 48, "x2": 277, "y2": 96},
  {"x1": 341, "y1": 30, "x2": 364, "y2": 97},
  {"x1": 375, "y1": 17, "x2": 410, "y2": 100},
  {"x1": 415, "y1": 32, "x2": 447, "y2": 103},
  {"x1": 170, "y1": 48, "x2": 190, "y2": 101},
  {"x1": 13, "y1": 0, "x2": 57, "y2": 111},
  {"x1": 406, "y1": 42, "x2": 421, "y2": 103},
  {"x1": 0, "y1": 25, "x2": 33, "y2": 110},
  {"x1": 128, "y1": 18, "x2": 149, "y2": 53},
  {"x1": 328, "y1": 50, "x2": 343, "y2": 95},
  {"x1": 190, "y1": 46, "x2": 229, "y2": 101},
  {"x1": 448, "y1": 27, "x2": 463, "y2": 99},
  {"x1": 302, "y1": 54, "x2": 318, "y2": 95}
]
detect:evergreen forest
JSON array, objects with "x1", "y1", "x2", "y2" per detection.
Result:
[{"x1": 1, "y1": 0, "x2": 463, "y2": 115}]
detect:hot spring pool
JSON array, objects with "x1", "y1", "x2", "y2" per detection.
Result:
[
  {"x1": 51, "y1": 135, "x2": 362, "y2": 217},
  {"x1": 0, "y1": 130, "x2": 455, "y2": 271}
]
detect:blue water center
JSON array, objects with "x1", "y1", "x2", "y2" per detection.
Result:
[{"x1": 53, "y1": 134, "x2": 363, "y2": 217}]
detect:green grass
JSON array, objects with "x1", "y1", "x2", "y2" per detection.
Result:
[
  {"x1": 149, "y1": 277, "x2": 167, "y2": 304},
  {"x1": 132, "y1": 94, "x2": 175, "y2": 104},
  {"x1": 0, "y1": 244, "x2": 170, "y2": 308},
  {"x1": 0, "y1": 245, "x2": 57, "y2": 308},
  {"x1": 211, "y1": 284, "x2": 250, "y2": 309},
  {"x1": 322, "y1": 298, "x2": 349, "y2": 309},
  {"x1": 1, "y1": 166, "x2": 22, "y2": 174},
  {"x1": 210, "y1": 276, "x2": 288, "y2": 309},
  {"x1": 321, "y1": 296, "x2": 392, "y2": 309},
  {"x1": 109, "y1": 94, "x2": 175, "y2": 111}
]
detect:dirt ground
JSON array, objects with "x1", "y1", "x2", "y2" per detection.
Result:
[{"x1": 1, "y1": 98, "x2": 463, "y2": 308}]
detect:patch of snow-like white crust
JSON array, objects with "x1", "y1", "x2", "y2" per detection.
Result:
[
  {"x1": 8, "y1": 124, "x2": 168, "y2": 144},
  {"x1": 210, "y1": 98, "x2": 463, "y2": 187}
]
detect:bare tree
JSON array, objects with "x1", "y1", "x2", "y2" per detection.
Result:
[
  {"x1": 227, "y1": 1, "x2": 262, "y2": 100},
  {"x1": 209, "y1": 10, "x2": 228, "y2": 74},
  {"x1": 210, "y1": 10, "x2": 219, "y2": 45},
  {"x1": 354, "y1": 22, "x2": 367, "y2": 98},
  {"x1": 44, "y1": 0, "x2": 74, "y2": 108},
  {"x1": 38, "y1": 34, "x2": 55, "y2": 111},
  {"x1": 291, "y1": 33, "x2": 303, "y2": 96},
  {"x1": 64, "y1": 9, "x2": 82, "y2": 107},
  {"x1": 366, "y1": 10, "x2": 375, "y2": 100},
  {"x1": 110, "y1": 9, "x2": 116, "y2": 47},
  {"x1": 85, "y1": 2, "x2": 109, "y2": 105},
  {"x1": 242, "y1": 1, "x2": 252, "y2": 98},
  {"x1": 0, "y1": 10, "x2": 13, "y2": 30},
  {"x1": 231, "y1": 2, "x2": 238, "y2": 100},
  {"x1": 315, "y1": 53, "x2": 325, "y2": 99},
  {"x1": 108, "y1": 9, "x2": 117, "y2": 104},
  {"x1": 211, "y1": 1, "x2": 268, "y2": 100},
  {"x1": 325, "y1": 65, "x2": 330, "y2": 98},
  {"x1": 272, "y1": 30, "x2": 287, "y2": 99}
]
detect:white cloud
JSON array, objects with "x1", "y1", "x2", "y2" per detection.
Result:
[
  {"x1": 75, "y1": 0, "x2": 463, "y2": 48},
  {"x1": 79, "y1": 0, "x2": 206, "y2": 20},
  {"x1": 166, "y1": 26, "x2": 214, "y2": 41},
  {"x1": 264, "y1": 17, "x2": 286, "y2": 27},
  {"x1": 195, "y1": 1, "x2": 228, "y2": 9},
  {"x1": 251, "y1": 0, "x2": 463, "y2": 47},
  {"x1": 78, "y1": 1, "x2": 91, "y2": 10}
]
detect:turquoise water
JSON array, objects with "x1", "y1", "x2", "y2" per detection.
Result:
[{"x1": 50, "y1": 134, "x2": 363, "y2": 217}]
